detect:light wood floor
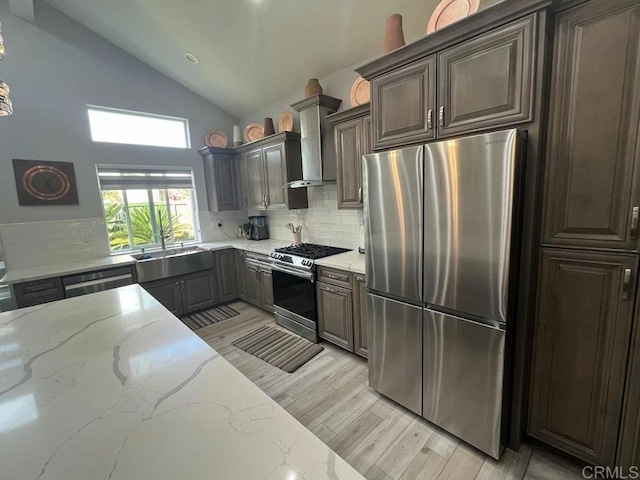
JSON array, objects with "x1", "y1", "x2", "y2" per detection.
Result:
[{"x1": 197, "y1": 301, "x2": 585, "y2": 480}]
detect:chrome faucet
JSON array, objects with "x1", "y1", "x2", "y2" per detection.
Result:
[{"x1": 158, "y1": 209, "x2": 172, "y2": 250}]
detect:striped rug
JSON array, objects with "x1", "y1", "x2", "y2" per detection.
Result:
[
  {"x1": 231, "y1": 325, "x2": 324, "y2": 373},
  {"x1": 180, "y1": 305, "x2": 240, "y2": 330}
]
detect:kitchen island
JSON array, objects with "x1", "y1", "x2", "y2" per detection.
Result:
[{"x1": 0, "y1": 284, "x2": 363, "y2": 480}]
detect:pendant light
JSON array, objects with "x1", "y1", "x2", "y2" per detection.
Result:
[
  {"x1": 0, "y1": 20, "x2": 12, "y2": 117},
  {"x1": 0, "y1": 20, "x2": 5, "y2": 60},
  {"x1": 0, "y1": 82, "x2": 12, "y2": 117}
]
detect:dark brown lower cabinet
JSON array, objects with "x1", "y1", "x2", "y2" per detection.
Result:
[
  {"x1": 142, "y1": 270, "x2": 218, "y2": 316},
  {"x1": 261, "y1": 268, "x2": 274, "y2": 312},
  {"x1": 236, "y1": 250, "x2": 248, "y2": 301},
  {"x1": 353, "y1": 274, "x2": 368, "y2": 358},
  {"x1": 142, "y1": 278, "x2": 184, "y2": 316},
  {"x1": 317, "y1": 281, "x2": 354, "y2": 351},
  {"x1": 181, "y1": 271, "x2": 219, "y2": 313},
  {"x1": 529, "y1": 249, "x2": 637, "y2": 466},
  {"x1": 619, "y1": 298, "x2": 640, "y2": 469},
  {"x1": 215, "y1": 249, "x2": 237, "y2": 303}
]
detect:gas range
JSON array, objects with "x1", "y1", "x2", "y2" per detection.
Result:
[
  {"x1": 269, "y1": 243, "x2": 351, "y2": 343},
  {"x1": 269, "y1": 244, "x2": 351, "y2": 270}
]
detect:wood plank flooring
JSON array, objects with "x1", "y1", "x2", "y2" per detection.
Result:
[{"x1": 196, "y1": 301, "x2": 586, "y2": 480}]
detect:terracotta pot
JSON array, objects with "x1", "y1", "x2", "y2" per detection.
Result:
[
  {"x1": 304, "y1": 78, "x2": 323, "y2": 98},
  {"x1": 264, "y1": 117, "x2": 276, "y2": 136},
  {"x1": 383, "y1": 14, "x2": 405, "y2": 54}
]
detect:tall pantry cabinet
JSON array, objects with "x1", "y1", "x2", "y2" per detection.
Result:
[{"x1": 528, "y1": 0, "x2": 640, "y2": 467}]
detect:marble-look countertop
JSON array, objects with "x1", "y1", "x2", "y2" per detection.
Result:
[
  {"x1": 199, "y1": 239, "x2": 292, "y2": 256},
  {"x1": 0, "y1": 285, "x2": 364, "y2": 480},
  {"x1": 315, "y1": 250, "x2": 366, "y2": 275},
  {"x1": 1, "y1": 255, "x2": 137, "y2": 285}
]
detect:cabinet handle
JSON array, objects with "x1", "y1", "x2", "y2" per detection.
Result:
[
  {"x1": 427, "y1": 109, "x2": 433, "y2": 131},
  {"x1": 358, "y1": 188, "x2": 363, "y2": 203},
  {"x1": 176, "y1": 282, "x2": 181, "y2": 290},
  {"x1": 327, "y1": 274, "x2": 339, "y2": 279},
  {"x1": 631, "y1": 207, "x2": 639, "y2": 239},
  {"x1": 439, "y1": 106, "x2": 445, "y2": 127},
  {"x1": 322, "y1": 286, "x2": 337, "y2": 293},
  {"x1": 265, "y1": 194, "x2": 270, "y2": 207},
  {"x1": 623, "y1": 268, "x2": 633, "y2": 299},
  {"x1": 182, "y1": 281, "x2": 186, "y2": 290}
]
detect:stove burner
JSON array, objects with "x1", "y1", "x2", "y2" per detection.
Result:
[{"x1": 275, "y1": 243, "x2": 351, "y2": 260}]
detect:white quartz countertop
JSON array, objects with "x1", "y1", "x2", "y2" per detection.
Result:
[
  {"x1": 0, "y1": 285, "x2": 364, "y2": 480},
  {"x1": 199, "y1": 239, "x2": 292, "y2": 256},
  {"x1": 315, "y1": 250, "x2": 366, "y2": 275},
  {"x1": 1, "y1": 254, "x2": 137, "y2": 284}
]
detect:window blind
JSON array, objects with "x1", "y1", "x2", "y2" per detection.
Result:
[{"x1": 97, "y1": 167, "x2": 194, "y2": 190}]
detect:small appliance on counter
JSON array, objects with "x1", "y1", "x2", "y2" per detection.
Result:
[{"x1": 248, "y1": 215, "x2": 269, "y2": 241}]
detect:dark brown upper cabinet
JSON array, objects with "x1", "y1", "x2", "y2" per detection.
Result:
[
  {"x1": 237, "y1": 132, "x2": 308, "y2": 211},
  {"x1": 542, "y1": 0, "x2": 640, "y2": 251},
  {"x1": 200, "y1": 148, "x2": 240, "y2": 212},
  {"x1": 327, "y1": 104, "x2": 372, "y2": 210},
  {"x1": 529, "y1": 248, "x2": 637, "y2": 466},
  {"x1": 437, "y1": 14, "x2": 536, "y2": 137},
  {"x1": 371, "y1": 56, "x2": 436, "y2": 150}
]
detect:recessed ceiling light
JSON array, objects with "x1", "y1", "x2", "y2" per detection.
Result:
[{"x1": 185, "y1": 52, "x2": 200, "y2": 64}]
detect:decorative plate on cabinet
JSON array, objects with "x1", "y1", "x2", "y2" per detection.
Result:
[
  {"x1": 427, "y1": 0, "x2": 479, "y2": 34},
  {"x1": 278, "y1": 111, "x2": 294, "y2": 133},
  {"x1": 244, "y1": 123, "x2": 265, "y2": 143},
  {"x1": 350, "y1": 76, "x2": 371, "y2": 107},
  {"x1": 204, "y1": 129, "x2": 228, "y2": 148}
]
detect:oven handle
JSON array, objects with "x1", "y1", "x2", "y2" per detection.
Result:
[{"x1": 269, "y1": 263, "x2": 315, "y2": 282}]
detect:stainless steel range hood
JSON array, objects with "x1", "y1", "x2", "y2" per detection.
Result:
[{"x1": 288, "y1": 94, "x2": 342, "y2": 188}]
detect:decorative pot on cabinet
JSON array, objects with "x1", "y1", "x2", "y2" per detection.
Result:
[
  {"x1": 383, "y1": 14, "x2": 405, "y2": 54},
  {"x1": 305, "y1": 78, "x2": 323, "y2": 98},
  {"x1": 264, "y1": 117, "x2": 276, "y2": 136}
]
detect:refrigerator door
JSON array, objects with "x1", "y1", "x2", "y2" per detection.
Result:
[
  {"x1": 363, "y1": 147, "x2": 423, "y2": 302},
  {"x1": 423, "y1": 309, "x2": 505, "y2": 459},
  {"x1": 368, "y1": 292, "x2": 423, "y2": 415},
  {"x1": 423, "y1": 129, "x2": 519, "y2": 323}
]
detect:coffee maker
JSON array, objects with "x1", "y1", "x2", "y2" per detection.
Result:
[{"x1": 248, "y1": 216, "x2": 269, "y2": 241}]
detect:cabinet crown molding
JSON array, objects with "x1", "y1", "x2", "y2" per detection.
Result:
[{"x1": 291, "y1": 94, "x2": 343, "y2": 113}]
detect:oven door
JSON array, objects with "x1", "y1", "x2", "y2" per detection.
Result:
[{"x1": 271, "y1": 263, "x2": 317, "y2": 322}]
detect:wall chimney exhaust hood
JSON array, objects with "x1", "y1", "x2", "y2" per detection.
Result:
[{"x1": 287, "y1": 94, "x2": 342, "y2": 188}]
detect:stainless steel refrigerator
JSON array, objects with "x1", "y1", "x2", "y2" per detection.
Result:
[{"x1": 363, "y1": 129, "x2": 524, "y2": 460}]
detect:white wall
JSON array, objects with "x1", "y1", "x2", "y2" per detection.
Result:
[{"x1": 0, "y1": 1, "x2": 247, "y2": 268}]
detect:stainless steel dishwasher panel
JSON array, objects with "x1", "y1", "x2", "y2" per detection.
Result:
[
  {"x1": 63, "y1": 267, "x2": 134, "y2": 298},
  {"x1": 423, "y1": 309, "x2": 506, "y2": 459},
  {"x1": 368, "y1": 292, "x2": 423, "y2": 415}
]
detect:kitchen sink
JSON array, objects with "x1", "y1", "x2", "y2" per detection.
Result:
[{"x1": 133, "y1": 247, "x2": 213, "y2": 283}]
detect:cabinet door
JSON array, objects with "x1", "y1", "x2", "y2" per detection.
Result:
[
  {"x1": 181, "y1": 271, "x2": 219, "y2": 314},
  {"x1": 236, "y1": 251, "x2": 248, "y2": 301},
  {"x1": 371, "y1": 56, "x2": 436, "y2": 150},
  {"x1": 246, "y1": 265, "x2": 263, "y2": 307},
  {"x1": 236, "y1": 154, "x2": 248, "y2": 209},
  {"x1": 263, "y1": 142, "x2": 288, "y2": 209},
  {"x1": 260, "y1": 268, "x2": 274, "y2": 313},
  {"x1": 215, "y1": 249, "x2": 237, "y2": 303},
  {"x1": 353, "y1": 274, "x2": 368, "y2": 358},
  {"x1": 317, "y1": 281, "x2": 354, "y2": 351},
  {"x1": 141, "y1": 278, "x2": 183, "y2": 316},
  {"x1": 244, "y1": 148, "x2": 266, "y2": 210},
  {"x1": 542, "y1": 0, "x2": 640, "y2": 250},
  {"x1": 437, "y1": 14, "x2": 535, "y2": 137},
  {"x1": 214, "y1": 155, "x2": 240, "y2": 211},
  {"x1": 529, "y1": 249, "x2": 637, "y2": 465},
  {"x1": 335, "y1": 118, "x2": 364, "y2": 209}
]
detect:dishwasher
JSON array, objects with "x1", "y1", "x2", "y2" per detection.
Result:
[{"x1": 63, "y1": 267, "x2": 135, "y2": 298}]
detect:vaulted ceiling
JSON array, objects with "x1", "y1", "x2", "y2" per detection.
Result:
[{"x1": 42, "y1": 0, "x2": 502, "y2": 117}]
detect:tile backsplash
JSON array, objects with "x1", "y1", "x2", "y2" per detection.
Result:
[
  {"x1": 253, "y1": 185, "x2": 363, "y2": 249},
  {"x1": 0, "y1": 218, "x2": 111, "y2": 271}
]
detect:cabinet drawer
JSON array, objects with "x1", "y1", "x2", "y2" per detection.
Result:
[
  {"x1": 14, "y1": 277, "x2": 65, "y2": 308},
  {"x1": 317, "y1": 266, "x2": 352, "y2": 289}
]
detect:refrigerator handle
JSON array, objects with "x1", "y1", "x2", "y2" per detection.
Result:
[
  {"x1": 631, "y1": 206, "x2": 639, "y2": 239},
  {"x1": 623, "y1": 268, "x2": 633, "y2": 300},
  {"x1": 439, "y1": 106, "x2": 445, "y2": 127}
]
